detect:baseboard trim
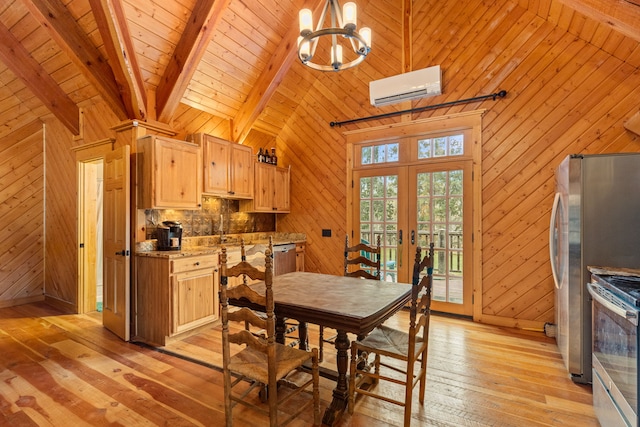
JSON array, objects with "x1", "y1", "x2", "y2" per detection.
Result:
[
  {"x1": 0, "y1": 295, "x2": 45, "y2": 309},
  {"x1": 43, "y1": 296, "x2": 76, "y2": 314}
]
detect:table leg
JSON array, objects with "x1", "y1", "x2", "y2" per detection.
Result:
[
  {"x1": 275, "y1": 317, "x2": 286, "y2": 344},
  {"x1": 298, "y1": 321, "x2": 309, "y2": 350},
  {"x1": 322, "y1": 330, "x2": 350, "y2": 426}
]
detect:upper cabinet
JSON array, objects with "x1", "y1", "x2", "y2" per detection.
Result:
[
  {"x1": 137, "y1": 135, "x2": 202, "y2": 209},
  {"x1": 240, "y1": 162, "x2": 290, "y2": 213},
  {"x1": 192, "y1": 133, "x2": 254, "y2": 199}
]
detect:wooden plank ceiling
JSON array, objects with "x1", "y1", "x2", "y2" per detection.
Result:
[{"x1": 0, "y1": 0, "x2": 638, "y2": 140}]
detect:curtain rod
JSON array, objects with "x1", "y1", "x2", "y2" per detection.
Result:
[{"x1": 330, "y1": 90, "x2": 508, "y2": 127}]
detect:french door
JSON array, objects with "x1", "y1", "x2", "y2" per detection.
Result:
[
  {"x1": 409, "y1": 161, "x2": 472, "y2": 316},
  {"x1": 350, "y1": 136, "x2": 474, "y2": 316}
]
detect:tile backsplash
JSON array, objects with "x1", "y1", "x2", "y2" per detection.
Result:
[{"x1": 143, "y1": 196, "x2": 276, "y2": 240}]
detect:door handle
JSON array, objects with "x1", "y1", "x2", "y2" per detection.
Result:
[
  {"x1": 549, "y1": 192, "x2": 561, "y2": 290},
  {"x1": 398, "y1": 230, "x2": 403, "y2": 244},
  {"x1": 411, "y1": 230, "x2": 415, "y2": 245},
  {"x1": 115, "y1": 250, "x2": 130, "y2": 256}
]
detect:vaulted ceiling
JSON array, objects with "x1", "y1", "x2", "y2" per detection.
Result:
[{"x1": 0, "y1": 0, "x2": 639, "y2": 140}]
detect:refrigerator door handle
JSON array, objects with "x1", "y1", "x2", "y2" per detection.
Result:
[{"x1": 549, "y1": 192, "x2": 561, "y2": 290}]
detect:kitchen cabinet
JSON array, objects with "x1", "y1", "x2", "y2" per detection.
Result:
[
  {"x1": 295, "y1": 242, "x2": 305, "y2": 272},
  {"x1": 135, "y1": 254, "x2": 218, "y2": 346},
  {"x1": 137, "y1": 135, "x2": 202, "y2": 209},
  {"x1": 192, "y1": 133, "x2": 253, "y2": 199},
  {"x1": 240, "y1": 163, "x2": 290, "y2": 213}
]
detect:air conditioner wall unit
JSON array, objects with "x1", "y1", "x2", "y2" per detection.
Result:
[{"x1": 369, "y1": 65, "x2": 442, "y2": 107}]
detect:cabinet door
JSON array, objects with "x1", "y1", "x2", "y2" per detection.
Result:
[
  {"x1": 274, "y1": 167, "x2": 290, "y2": 211},
  {"x1": 203, "y1": 136, "x2": 230, "y2": 195},
  {"x1": 172, "y1": 268, "x2": 217, "y2": 334},
  {"x1": 253, "y1": 162, "x2": 275, "y2": 211},
  {"x1": 137, "y1": 135, "x2": 202, "y2": 209},
  {"x1": 229, "y1": 144, "x2": 254, "y2": 199},
  {"x1": 155, "y1": 138, "x2": 202, "y2": 208}
]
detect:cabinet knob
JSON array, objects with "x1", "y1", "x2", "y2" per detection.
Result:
[
  {"x1": 211, "y1": 161, "x2": 215, "y2": 166},
  {"x1": 194, "y1": 262, "x2": 200, "y2": 266}
]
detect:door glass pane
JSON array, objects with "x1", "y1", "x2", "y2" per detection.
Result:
[
  {"x1": 359, "y1": 175, "x2": 398, "y2": 282},
  {"x1": 416, "y1": 170, "x2": 464, "y2": 304}
]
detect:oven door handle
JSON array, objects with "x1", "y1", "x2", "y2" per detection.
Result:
[{"x1": 587, "y1": 283, "x2": 639, "y2": 326}]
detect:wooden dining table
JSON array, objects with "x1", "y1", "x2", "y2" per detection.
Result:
[{"x1": 227, "y1": 271, "x2": 412, "y2": 426}]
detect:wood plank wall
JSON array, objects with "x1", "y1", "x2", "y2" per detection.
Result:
[
  {"x1": 43, "y1": 118, "x2": 78, "y2": 312},
  {"x1": 276, "y1": 0, "x2": 640, "y2": 327},
  {"x1": 0, "y1": 120, "x2": 44, "y2": 307},
  {"x1": 3, "y1": 0, "x2": 639, "y2": 330}
]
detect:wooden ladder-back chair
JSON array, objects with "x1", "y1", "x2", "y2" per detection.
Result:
[
  {"x1": 344, "y1": 234, "x2": 381, "y2": 279},
  {"x1": 238, "y1": 239, "x2": 299, "y2": 347},
  {"x1": 220, "y1": 238, "x2": 320, "y2": 427},
  {"x1": 348, "y1": 242, "x2": 434, "y2": 426},
  {"x1": 319, "y1": 234, "x2": 381, "y2": 362}
]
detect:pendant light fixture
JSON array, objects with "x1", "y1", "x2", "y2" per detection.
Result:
[{"x1": 298, "y1": 0, "x2": 372, "y2": 71}]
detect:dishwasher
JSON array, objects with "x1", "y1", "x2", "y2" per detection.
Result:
[{"x1": 273, "y1": 243, "x2": 296, "y2": 276}]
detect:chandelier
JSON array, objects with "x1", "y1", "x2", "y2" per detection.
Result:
[{"x1": 298, "y1": 0, "x2": 372, "y2": 71}]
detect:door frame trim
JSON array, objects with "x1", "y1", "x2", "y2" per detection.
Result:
[{"x1": 73, "y1": 139, "x2": 115, "y2": 314}]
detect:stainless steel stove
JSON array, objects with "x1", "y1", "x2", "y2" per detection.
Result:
[{"x1": 588, "y1": 269, "x2": 640, "y2": 427}]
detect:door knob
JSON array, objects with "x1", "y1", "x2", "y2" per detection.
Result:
[{"x1": 115, "y1": 250, "x2": 130, "y2": 256}]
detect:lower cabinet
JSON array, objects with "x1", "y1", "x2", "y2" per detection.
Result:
[
  {"x1": 172, "y1": 268, "x2": 218, "y2": 334},
  {"x1": 135, "y1": 254, "x2": 219, "y2": 346}
]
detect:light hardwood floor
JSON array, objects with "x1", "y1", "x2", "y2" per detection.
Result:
[{"x1": 0, "y1": 302, "x2": 597, "y2": 426}]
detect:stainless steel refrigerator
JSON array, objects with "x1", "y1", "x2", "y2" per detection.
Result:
[{"x1": 550, "y1": 153, "x2": 640, "y2": 384}]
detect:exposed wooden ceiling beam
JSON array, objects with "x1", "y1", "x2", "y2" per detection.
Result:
[
  {"x1": 0, "y1": 21, "x2": 79, "y2": 134},
  {"x1": 559, "y1": 0, "x2": 640, "y2": 42},
  {"x1": 156, "y1": 0, "x2": 231, "y2": 123},
  {"x1": 231, "y1": 0, "x2": 326, "y2": 144},
  {"x1": 402, "y1": 0, "x2": 412, "y2": 73},
  {"x1": 22, "y1": 0, "x2": 129, "y2": 121},
  {"x1": 89, "y1": 0, "x2": 147, "y2": 120}
]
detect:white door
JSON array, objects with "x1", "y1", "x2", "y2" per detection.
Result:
[{"x1": 103, "y1": 146, "x2": 130, "y2": 340}]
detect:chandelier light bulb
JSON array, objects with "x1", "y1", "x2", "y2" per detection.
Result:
[
  {"x1": 332, "y1": 44, "x2": 343, "y2": 70},
  {"x1": 359, "y1": 27, "x2": 371, "y2": 52},
  {"x1": 298, "y1": 36, "x2": 310, "y2": 59},
  {"x1": 299, "y1": 9, "x2": 313, "y2": 35},
  {"x1": 343, "y1": 2, "x2": 357, "y2": 30}
]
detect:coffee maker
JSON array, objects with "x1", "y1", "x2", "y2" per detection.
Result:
[{"x1": 157, "y1": 220, "x2": 183, "y2": 251}]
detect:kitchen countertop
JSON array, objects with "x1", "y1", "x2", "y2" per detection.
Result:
[{"x1": 136, "y1": 233, "x2": 305, "y2": 258}]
